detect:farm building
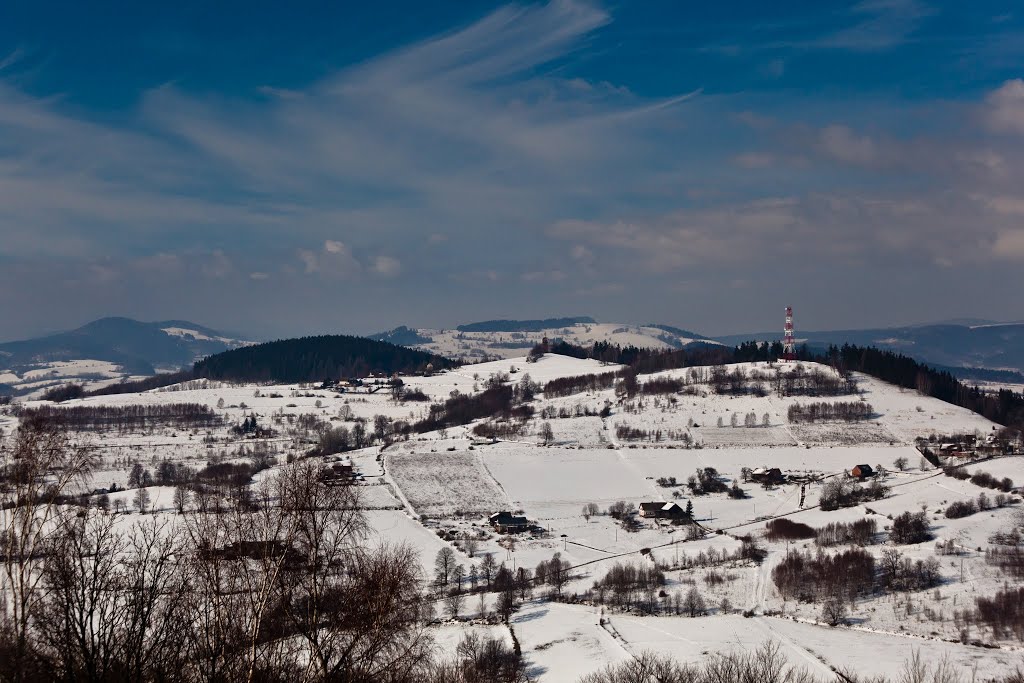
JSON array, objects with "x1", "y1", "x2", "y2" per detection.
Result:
[
  {"x1": 320, "y1": 462, "x2": 356, "y2": 486},
  {"x1": 750, "y1": 467, "x2": 785, "y2": 485},
  {"x1": 489, "y1": 511, "x2": 530, "y2": 533},
  {"x1": 851, "y1": 464, "x2": 875, "y2": 479},
  {"x1": 638, "y1": 501, "x2": 689, "y2": 520}
]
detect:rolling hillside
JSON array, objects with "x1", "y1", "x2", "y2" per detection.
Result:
[
  {"x1": 717, "y1": 321, "x2": 1024, "y2": 375},
  {"x1": 371, "y1": 319, "x2": 718, "y2": 361}
]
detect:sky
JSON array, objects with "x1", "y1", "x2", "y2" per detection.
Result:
[{"x1": 1, "y1": 0, "x2": 1024, "y2": 341}]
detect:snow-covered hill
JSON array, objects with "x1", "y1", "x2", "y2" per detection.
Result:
[
  {"x1": 5, "y1": 352, "x2": 1021, "y2": 680},
  {"x1": 372, "y1": 321, "x2": 718, "y2": 360},
  {"x1": 0, "y1": 317, "x2": 252, "y2": 397}
]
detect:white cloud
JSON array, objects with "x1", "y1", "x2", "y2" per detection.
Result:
[
  {"x1": 298, "y1": 240, "x2": 363, "y2": 277},
  {"x1": 819, "y1": 125, "x2": 878, "y2": 165},
  {"x1": 985, "y1": 78, "x2": 1024, "y2": 135},
  {"x1": 2, "y1": 2, "x2": 1024, "y2": 332},
  {"x1": 550, "y1": 191, "x2": 1024, "y2": 271},
  {"x1": 993, "y1": 231, "x2": 1024, "y2": 260},
  {"x1": 372, "y1": 255, "x2": 402, "y2": 277},
  {"x1": 815, "y1": 0, "x2": 933, "y2": 52},
  {"x1": 570, "y1": 244, "x2": 594, "y2": 265},
  {"x1": 298, "y1": 249, "x2": 319, "y2": 274}
]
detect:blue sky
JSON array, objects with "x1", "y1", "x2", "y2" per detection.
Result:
[{"x1": 2, "y1": 1, "x2": 1023, "y2": 339}]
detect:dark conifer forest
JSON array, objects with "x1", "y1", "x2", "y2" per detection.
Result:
[{"x1": 192, "y1": 335, "x2": 453, "y2": 383}]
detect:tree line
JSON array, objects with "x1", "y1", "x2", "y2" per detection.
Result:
[
  {"x1": 823, "y1": 343, "x2": 1024, "y2": 432},
  {"x1": 534, "y1": 338, "x2": 1024, "y2": 433},
  {"x1": 787, "y1": 401, "x2": 874, "y2": 423},
  {"x1": 14, "y1": 403, "x2": 222, "y2": 432}
]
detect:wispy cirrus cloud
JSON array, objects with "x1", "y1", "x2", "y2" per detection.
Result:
[
  {"x1": 816, "y1": 0, "x2": 933, "y2": 51},
  {"x1": 0, "y1": 1, "x2": 709, "y2": 334},
  {"x1": 1, "y1": 1, "x2": 1023, "y2": 338}
]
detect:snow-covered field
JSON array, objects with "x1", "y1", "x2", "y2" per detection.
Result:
[
  {"x1": 387, "y1": 449, "x2": 510, "y2": 517},
  {"x1": 0, "y1": 358, "x2": 153, "y2": 399},
  {"x1": 4, "y1": 352, "x2": 1022, "y2": 681}
]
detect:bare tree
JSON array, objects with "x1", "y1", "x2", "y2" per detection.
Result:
[
  {"x1": 0, "y1": 422, "x2": 94, "y2": 681},
  {"x1": 546, "y1": 553, "x2": 571, "y2": 598},
  {"x1": 446, "y1": 589, "x2": 464, "y2": 620},
  {"x1": 435, "y1": 546, "x2": 457, "y2": 587},
  {"x1": 480, "y1": 553, "x2": 497, "y2": 590},
  {"x1": 173, "y1": 485, "x2": 190, "y2": 514},
  {"x1": 134, "y1": 487, "x2": 152, "y2": 514},
  {"x1": 539, "y1": 422, "x2": 554, "y2": 445},
  {"x1": 683, "y1": 587, "x2": 706, "y2": 617},
  {"x1": 182, "y1": 488, "x2": 289, "y2": 682},
  {"x1": 822, "y1": 596, "x2": 847, "y2": 626},
  {"x1": 451, "y1": 564, "x2": 465, "y2": 593}
]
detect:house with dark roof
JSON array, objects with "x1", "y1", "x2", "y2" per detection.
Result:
[
  {"x1": 320, "y1": 462, "x2": 356, "y2": 486},
  {"x1": 489, "y1": 511, "x2": 530, "y2": 533},
  {"x1": 637, "y1": 501, "x2": 688, "y2": 520},
  {"x1": 750, "y1": 467, "x2": 785, "y2": 485},
  {"x1": 851, "y1": 464, "x2": 875, "y2": 479}
]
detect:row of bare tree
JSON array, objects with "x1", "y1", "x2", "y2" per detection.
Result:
[{"x1": 15, "y1": 403, "x2": 222, "y2": 433}]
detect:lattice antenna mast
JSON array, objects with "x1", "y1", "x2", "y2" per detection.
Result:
[{"x1": 783, "y1": 306, "x2": 796, "y2": 361}]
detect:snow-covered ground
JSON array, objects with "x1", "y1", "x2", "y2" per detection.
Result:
[
  {"x1": 0, "y1": 358, "x2": 153, "y2": 399},
  {"x1": 4, "y1": 353, "x2": 1022, "y2": 681}
]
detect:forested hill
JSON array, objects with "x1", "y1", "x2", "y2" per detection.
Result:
[
  {"x1": 535, "y1": 338, "x2": 1024, "y2": 433},
  {"x1": 192, "y1": 335, "x2": 453, "y2": 383}
]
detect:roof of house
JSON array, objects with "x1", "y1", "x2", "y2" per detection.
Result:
[
  {"x1": 639, "y1": 501, "x2": 687, "y2": 515},
  {"x1": 489, "y1": 511, "x2": 528, "y2": 525}
]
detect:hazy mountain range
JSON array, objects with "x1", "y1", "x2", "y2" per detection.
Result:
[
  {"x1": 373, "y1": 318, "x2": 1024, "y2": 380},
  {"x1": 4, "y1": 316, "x2": 1024, "y2": 399}
]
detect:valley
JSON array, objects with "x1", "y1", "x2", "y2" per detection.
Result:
[{"x1": 4, "y1": 348, "x2": 1022, "y2": 681}]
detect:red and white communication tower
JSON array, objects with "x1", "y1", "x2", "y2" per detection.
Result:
[{"x1": 783, "y1": 306, "x2": 796, "y2": 361}]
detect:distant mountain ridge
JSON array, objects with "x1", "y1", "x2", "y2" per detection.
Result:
[
  {"x1": 371, "y1": 317, "x2": 1024, "y2": 377},
  {"x1": 716, "y1": 322, "x2": 1024, "y2": 375},
  {"x1": 455, "y1": 317, "x2": 596, "y2": 333},
  {"x1": 0, "y1": 317, "x2": 252, "y2": 396},
  {"x1": 0, "y1": 317, "x2": 250, "y2": 372},
  {"x1": 369, "y1": 319, "x2": 719, "y2": 361}
]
